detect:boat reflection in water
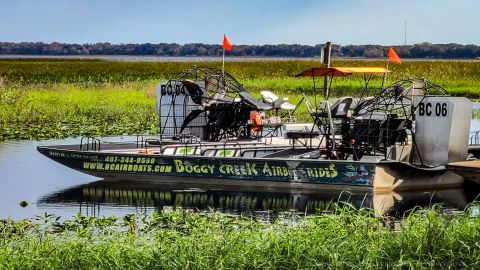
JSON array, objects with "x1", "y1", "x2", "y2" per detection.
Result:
[{"x1": 38, "y1": 179, "x2": 479, "y2": 219}]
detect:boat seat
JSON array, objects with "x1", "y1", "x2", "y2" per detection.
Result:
[
  {"x1": 309, "y1": 97, "x2": 354, "y2": 120},
  {"x1": 260, "y1": 90, "x2": 297, "y2": 122},
  {"x1": 351, "y1": 97, "x2": 374, "y2": 116},
  {"x1": 239, "y1": 91, "x2": 272, "y2": 111},
  {"x1": 260, "y1": 90, "x2": 296, "y2": 111},
  {"x1": 330, "y1": 97, "x2": 353, "y2": 118},
  {"x1": 285, "y1": 131, "x2": 320, "y2": 148}
]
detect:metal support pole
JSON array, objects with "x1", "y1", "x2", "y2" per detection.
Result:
[
  {"x1": 322, "y1": 42, "x2": 335, "y2": 156},
  {"x1": 323, "y1": 42, "x2": 331, "y2": 98}
]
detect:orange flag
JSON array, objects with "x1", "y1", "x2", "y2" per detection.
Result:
[
  {"x1": 388, "y1": 47, "x2": 401, "y2": 63},
  {"x1": 222, "y1": 34, "x2": 233, "y2": 51}
]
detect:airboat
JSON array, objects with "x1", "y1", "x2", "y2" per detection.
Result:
[{"x1": 37, "y1": 64, "x2": 473, "y2": 192}]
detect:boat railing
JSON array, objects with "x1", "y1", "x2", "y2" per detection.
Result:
[
  {"x1": 179, "y1": 133, "x2": 202, "y2": 144},
  {"x1": 199, "y1": 145, "x2": 292, "y2": 157},
  {"x1": 240, "y1": 146, "x2": 294, "y2": 158},
  {"x1": 136, "y1": 135, "x2": 145, "y2": 148},
  {"x1": 159, "y1": 140, "x2": 269, "y2": 155},
  {"x1": 198, "y1": 143, "x2": 238, "y2": 157},
  {"x1": 80, "y1": 136, "x2": 101, "y2": 151},
  {"x1": 144, "y1": 139, "x2": 161, "y2": 153},
  {"x1": 221, "y1": 140, "x2": 242, "y2": 157},
  {"x1": 470, "y1": 131, "x2": 480, "y2": 145}
]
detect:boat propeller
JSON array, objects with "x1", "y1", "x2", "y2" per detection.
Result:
[{"x1": 180, "y1": 80, "x2": 209, "y2": 133}]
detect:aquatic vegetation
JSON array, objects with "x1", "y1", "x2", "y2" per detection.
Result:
[
  {"x1": 0, "y1": 83, "x2": 159, "y2": 141},
  {"x1": 1, "y1": 59, "x2": 480, "y2": 141},
  {"x1": 0, "y1": 206, "x2": 479, "y2": 269},
  {"x1": 1, "y1": 59, "x2": 480, "y2": 95}
]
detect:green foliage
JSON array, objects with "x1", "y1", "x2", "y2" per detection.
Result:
[
  {"x1": 1, "y1": 59, "x2": 480, "y2": 93},
  {"x1": 0, "y1": 83, "x2": 159, "y2": 141},
  {"x1": 0, "y1": 206, "x2": 479, "y2": 269},
  {"x1": 1, "y1": 59, "x2": 479, "y2": 142}
]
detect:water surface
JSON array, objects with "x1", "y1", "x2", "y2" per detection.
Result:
[
  {"x1": 0, "y1": 55, "x2": 319, "y2": 62},
  {"x1": 1, "y1": 133, "x2": 479, "y2": 220}
]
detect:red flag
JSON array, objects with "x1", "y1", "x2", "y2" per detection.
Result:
[
  {"x1": 388, "y1": 47, "x2": 401, "y2": 64},
  {"x1": 222, "y1": 34, "x2": 233, "y2": 51}
]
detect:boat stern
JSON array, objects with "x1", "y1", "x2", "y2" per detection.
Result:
[{"x1": 373, "y1": 162, "x2": 463, "y2": 192}]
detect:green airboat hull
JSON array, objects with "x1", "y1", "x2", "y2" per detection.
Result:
[{"x1": 37, "y1": 145, "x2": 463, "y2": 192}]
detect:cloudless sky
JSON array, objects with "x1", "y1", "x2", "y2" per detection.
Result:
[{"x1": 1, "y1": 0, "x2": 479, "y2": 45}]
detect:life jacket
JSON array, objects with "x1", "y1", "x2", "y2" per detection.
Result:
[{"x1": 250, "y1": 111, "x2": 263, "y2": 132}]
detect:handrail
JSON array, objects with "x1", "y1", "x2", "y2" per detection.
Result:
[
  {"x1": 240, "y1": 147, "x2": 290, "y2": 157},
  {"x1": 220, "y1": 140, "x2": 241, "y2": 157},
  {"x1": 201, "y1": 144, "x2": 292, "y2": 156},
  {"x1": 470, "y1": 131, "x2": 480, "y2": 145},
  {"x1": 136, "y1": 135, "x2": 144, "y2": 148},
  {"x1": 80, "y1": 136, "x2": 101, "y2": 151},
  {"x1": 144, "y1": 139, "x2": 161, "y2": 154},
  {"x1": 179, "y1": 133, "x2": 201, "y2": 144},
  {"x1": 162, "y1": 141, "x2": 265, "y2": 150}
]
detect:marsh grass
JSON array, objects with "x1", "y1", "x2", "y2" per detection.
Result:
[
  {"x1": 1, "y1": 59, "x2": 479, "y2": 93},
  {"x1": 0, "y1": 205, "x2": 479, "y2": 269},
  {"x1": 1, "y1": 59, "x2": 480, "y2": 141},
  {"x1": 0, "y1": 83, "x2": 158, "y2": 141}
]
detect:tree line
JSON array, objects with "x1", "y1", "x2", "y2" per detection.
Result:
[{"x1": 0, "y1": 42, "x2": 479, "y2": 59}]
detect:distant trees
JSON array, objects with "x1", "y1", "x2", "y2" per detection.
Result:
[{"x1": 0, "y1": 42, "x2": 479, "y2": 59}]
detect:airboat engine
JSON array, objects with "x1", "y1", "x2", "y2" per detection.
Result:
[
  {"x1": 411, "y1": 96, "x2": 472, "y2": 167},
  {"x1": 155, "y1": 66, "x2": 270, "y2": 142}
]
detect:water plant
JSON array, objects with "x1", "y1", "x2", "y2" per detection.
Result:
[
  {"x1": 0, "y1": 205, "x2": 478, "y2": 269},
  {"x1": 1, "y1": 59, "x2": 479, "y2": 96},
  {"x1": 0, "y1": 83, "x2": 159, "y2": 141}
]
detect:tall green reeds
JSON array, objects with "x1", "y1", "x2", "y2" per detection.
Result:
[
  {"x1": 0, "y1": 206, "x2": 479, "y2": 269},
  {"x1": 0, "y1": 83, "x2": 158, "y2": 141},
  {"x1": 1, "y1": 59, "x2": 479, "y2": 95}
]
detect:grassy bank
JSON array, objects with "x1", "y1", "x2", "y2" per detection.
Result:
[
  {"x1": 1, "y1": 59, "x2": 480, "y2": 142},
  {"x1": 0, "y1": 207, "x2": 479, "y2": 269},
  {"x1": 0, "y1": 83, "x2": 158, "y2": 141}
]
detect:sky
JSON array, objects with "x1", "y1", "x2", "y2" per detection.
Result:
[{"x1": 0, "y1": 0, "x2": 479, "y2": 45}]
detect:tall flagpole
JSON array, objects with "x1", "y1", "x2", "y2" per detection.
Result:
[
  {"x1": 222, "y1": 47, "x2": 225, "y2": 76},
  {"x1": 222, "y1": 34, "x2": 232, "y2": 77},
  {"x1": 381, "y1": 52, "x2": 390, "y2": 90}
]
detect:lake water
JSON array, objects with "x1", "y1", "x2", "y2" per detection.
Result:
[
  {"x1": 1, "y1": 55, "x2": 479, "y2": 62},
  {"x1": 0, "y1": 55, "x2": 320, "y2": 62},
  {"x1": 1, "y1": 127, "x2": 480, "y2": 220}
]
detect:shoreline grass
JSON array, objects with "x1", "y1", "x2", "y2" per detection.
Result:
[
  {"x1": 0, "y1": 83, "x2": 159, "y2": 141},
  {"x1": 0, "y1": 206, "x2": 479, "y2": 269}
]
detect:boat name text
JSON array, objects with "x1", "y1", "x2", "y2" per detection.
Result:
[
  {"x1": 418, "y1": 102, "x2": 448, "y2": 117},
  {"x1": 77, "y1": 156, "x2": 343, "y2": 180}
]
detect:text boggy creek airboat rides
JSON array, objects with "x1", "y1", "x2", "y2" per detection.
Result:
[{"x1": 38, "y1": 62, "x2": 475, "y2": 191}]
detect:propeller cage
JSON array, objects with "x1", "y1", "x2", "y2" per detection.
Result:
[{"x1": 156, "y1": 67, "x2": 261, "y2": 141}]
